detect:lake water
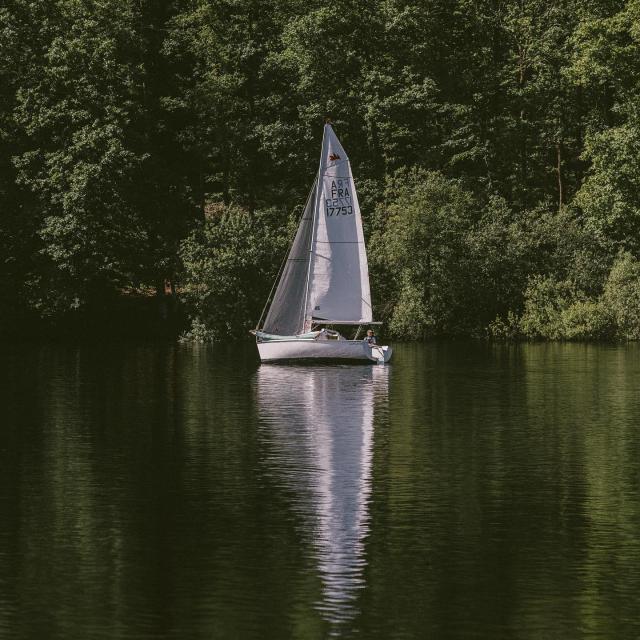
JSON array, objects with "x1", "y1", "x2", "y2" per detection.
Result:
[{"x1": 1, "y1": 342, "x2": 639, "y2": 639}]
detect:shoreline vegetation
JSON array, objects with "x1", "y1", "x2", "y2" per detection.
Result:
[{"x1": 2, "y1": 1, "x2": 639, "y2": 343}]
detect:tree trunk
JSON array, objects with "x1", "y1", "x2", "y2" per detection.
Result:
[{"x1": 556, "y1": 141, "x2": 564, "y2": 210}]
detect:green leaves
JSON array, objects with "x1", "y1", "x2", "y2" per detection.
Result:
[
  {"x1": 371, "y1": 169, "x2": 481, "y2": 337},
  {"x1": 575, "y1": 99, "x2": 640, "y2": 254},
  {"x1": 570, "y1": 0, "x2": 640, "y2": 96},
  {"x1": 518, "y1": 251, "x2": 640, "y2": 342},
  {"x1": 603, "y1": 251, "x2": 640, "y2": 339},
  {"x1": 178, "y1": 204, "x2": 291, "y2": 341},
  {"x1": 1, "y1": 0, "x2": 640, "y2": 340}
]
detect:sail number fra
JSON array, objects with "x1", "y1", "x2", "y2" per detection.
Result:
[{"x1": 324, "y1": 179, "x2": 353, "y2": 217}]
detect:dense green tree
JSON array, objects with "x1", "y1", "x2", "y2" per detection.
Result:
[
  {"x1": 0, "y1": 1, "x2": 55, "y2": 326},
  {"x1": 369, "y1": 169, "x2": 481, "y2": 337},
  {"x1": 602, "y1": 251, "x2": 640, "y2": 339},
  {"x1": 164, "y1": 0, "x2": 303, "y2": 209},
  {"x1": 572, "y1": 0, "x2": 640, "y2": 255},
  {"x1": 178, "y1": 203, "x2": 290, "y2": 340},
  {"x1": 575, "y1": 101, "x2": 640, "y2": 255},
  {"x1": 1, "y1": 0, "x2": 640, "y2": 340},
  {"x1": 2, "y1": 0, "x2": 194, "y2": 318},
  {"x1": 519, "y1": 275, "x2": 612, "y2": 340},
  {"x1": 570, "y1": 0, "x2": 639, "y2": 124}
]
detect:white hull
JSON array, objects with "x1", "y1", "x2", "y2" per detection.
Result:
[{"x1": 257, "y1": 339, "x2": 392, "y2": 363}]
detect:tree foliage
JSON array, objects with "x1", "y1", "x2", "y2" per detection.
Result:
[
  {"x1": 179, "y1": 204, "x2": 290, "y2": 341},
  {"x1": 1, "y1": 0, "x2": 640, "y2": 340}
]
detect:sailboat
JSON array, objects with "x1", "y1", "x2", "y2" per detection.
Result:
[{"x1": 252, "y1": 124, "x2": 392, "y2": 363}]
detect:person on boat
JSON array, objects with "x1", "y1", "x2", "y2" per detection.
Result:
[{"x1": 364, "y1": 329, "x2": 377, "y2": 345}]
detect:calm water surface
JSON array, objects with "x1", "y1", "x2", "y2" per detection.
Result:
[{"x1": 0, "y1": 342, "x2": 639, "y2": 639}]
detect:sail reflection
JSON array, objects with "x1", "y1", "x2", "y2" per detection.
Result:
[{"x1": 255, "y1": 364, "x2": 389, "y2": 627}]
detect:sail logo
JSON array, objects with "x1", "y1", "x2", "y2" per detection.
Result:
[{"x1": 329, "y1": 153, "x2": 341, "y2": 161}]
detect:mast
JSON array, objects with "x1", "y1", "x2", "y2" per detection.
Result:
[{"x1": 301, "y1": 126, "x2": 327, "y2": 333}]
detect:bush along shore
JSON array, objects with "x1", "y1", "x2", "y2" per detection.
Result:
[{"x1": 2, "y1": 1, "x2": 639, "y2": 342}]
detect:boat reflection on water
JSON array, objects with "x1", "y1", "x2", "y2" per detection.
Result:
[{"x1": 255, "y1": 364, "x2": 389, "y2": 628}]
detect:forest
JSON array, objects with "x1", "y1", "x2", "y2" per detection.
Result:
[{"x1": 1, "y1": 0, "x2": 639, "y2": 341}]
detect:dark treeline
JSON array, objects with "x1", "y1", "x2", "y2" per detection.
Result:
[{"x1": 1, "y1": 0, "x2": 639, "y2": 340}]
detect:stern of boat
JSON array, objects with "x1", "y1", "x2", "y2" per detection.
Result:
[{"x1": 367, "y1": 344, "x2": 392, "y2": 364}]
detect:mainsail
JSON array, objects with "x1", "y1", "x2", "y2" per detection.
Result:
[{"x1": 262, "y1": 124, "x2": 372, "y2": 336}]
